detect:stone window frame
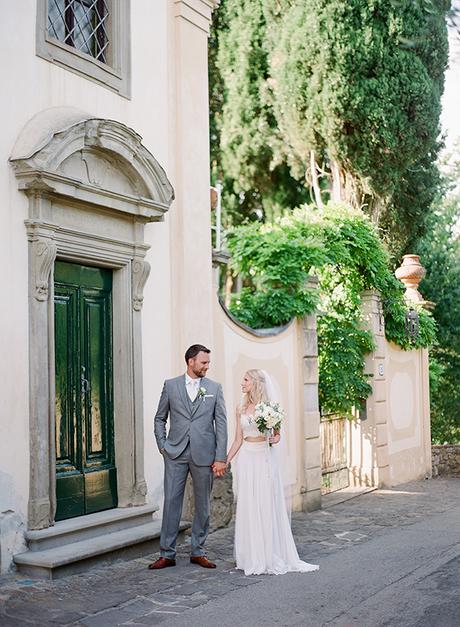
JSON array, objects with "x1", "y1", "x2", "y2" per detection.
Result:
[
  {"x1": 36, "y1": 0, "x2": 131, "y2": 98},
  {"x1": 10, "y1": 110, "x2": 174, "y2": 530}
]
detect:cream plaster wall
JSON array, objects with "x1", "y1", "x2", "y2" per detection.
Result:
[
  {"x1": 211, "y1": 298, "x2": 312, "y2": 511},
  {"x1": 0, "y1": 0, "x2": 215, "y2": 566},
  {"x1": 386, "y1": 344, "x2": 432, "y2": 484}
]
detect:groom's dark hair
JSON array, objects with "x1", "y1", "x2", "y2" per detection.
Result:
[{"x1": 185, "y1": 344, "x2": 211, "y2": 363}]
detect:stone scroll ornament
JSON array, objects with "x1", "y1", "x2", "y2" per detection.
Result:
[
  {"x1": 32, "y1": 238, "x2": 57, "y2": 301},
  {"x1": 132, "y1": 258, "x2": 151, "y2": 311}
]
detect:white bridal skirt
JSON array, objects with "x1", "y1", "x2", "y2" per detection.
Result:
[{"x1": 234, "y1": 440, "x2": 319, "y2": 576}]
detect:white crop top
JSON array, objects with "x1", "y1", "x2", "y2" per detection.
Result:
[{"x1": 240, "y1": 413, "x2": 262, "y2": 438}]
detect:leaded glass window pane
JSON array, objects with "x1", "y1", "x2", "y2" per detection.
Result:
[{"x1": 47, "y1": 0, "x2": 109, "y2": 64}]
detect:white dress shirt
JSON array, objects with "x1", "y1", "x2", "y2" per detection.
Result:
[{"x1": 185, "y1": 373, "x2": 201, "y2": 402}]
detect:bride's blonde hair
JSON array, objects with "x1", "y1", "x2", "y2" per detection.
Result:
[{"x1": 242, "y1": 369, "x2": 269, "y2": 409}]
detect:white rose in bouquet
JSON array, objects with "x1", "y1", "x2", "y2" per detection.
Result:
[{"x1": 254, "y1": 401, "x2": 285, "y2": 444}]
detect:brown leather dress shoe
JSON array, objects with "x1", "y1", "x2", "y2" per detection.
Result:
[
  {"x1": 148, "y1": 557, "x2": 176, "y2": 570},
  {"x1": 190, "y1": 555, "x2": 216, "y2": 568}
]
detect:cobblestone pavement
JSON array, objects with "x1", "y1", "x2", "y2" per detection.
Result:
[{"x1": 0, "y1": 478, "x2": 459, "y2": 627}]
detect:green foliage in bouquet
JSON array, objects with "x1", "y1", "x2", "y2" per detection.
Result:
[{"x1": 226, "y1": 204, "x2": 436, "y2": 416}]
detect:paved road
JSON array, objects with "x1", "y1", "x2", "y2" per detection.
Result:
[{"x1": 1, "y1": 478, "x2": 459, "y2": 627}]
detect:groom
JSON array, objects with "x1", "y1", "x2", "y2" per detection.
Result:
[{"x1": 149, "y1": 344, "x2": 228, "y2": 570}]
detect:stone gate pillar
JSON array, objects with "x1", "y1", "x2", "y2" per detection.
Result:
[
  {"x1": 348, "y1": 291, "x2": 390, "y2": 487},
  {"x1": 300, "y1": 277, "x2": 322, "y2": 511}
]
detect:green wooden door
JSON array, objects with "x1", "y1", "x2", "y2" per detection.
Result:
[{"x1": 54, "y1": 261, "x2": 117, "y2": 521}]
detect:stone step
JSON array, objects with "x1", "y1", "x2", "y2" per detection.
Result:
[
  {"x1": 25, "y1": 504, "x2": 158, "y2": 552},
  {"x1": 14, "y1": 519, "x2": 190, "y2": 580}
]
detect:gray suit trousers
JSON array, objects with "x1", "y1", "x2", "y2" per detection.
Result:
[{"x1": 160, "y1": 444, "x2": 213, "y2": 559}]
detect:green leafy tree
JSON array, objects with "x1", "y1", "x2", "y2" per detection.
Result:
[
  {"x1": 418, "y1": 146, "x2": 460, "y2": 443},
  {"x1": 379, "y1": 151, "x2": 442, "y2": 261},
  {"x1": 270, "y1": 0, "x2": 449, "y2": 226},
  {"x1": 211, "y1": 0, "x2": 310, "y2": 227},
  {"x1": 211, "y1": 0, "x2": 449, "y2": 254},
  {"x1": 216, "y1": 0, "x2": 272, "y2": 192}
]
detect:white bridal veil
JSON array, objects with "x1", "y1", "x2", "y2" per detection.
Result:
[{"x1": 260, "y1": 370, "x2": 295, "y2": 520}]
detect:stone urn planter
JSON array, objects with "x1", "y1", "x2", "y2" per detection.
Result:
[{"x1": 395, "y1": 254, "x2": 426, "y2": 303}]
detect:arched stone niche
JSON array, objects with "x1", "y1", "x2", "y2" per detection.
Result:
[{"x1": 10, "y1": 107, "x2": 174, "y2": 530}]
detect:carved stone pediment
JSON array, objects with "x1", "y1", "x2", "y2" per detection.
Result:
[
  {"x1": 10, "y1": 107, "x2": 174, "y2": 222},
  {"x1": 59, "y1": 149, "x2": 150, "y2": 198}
]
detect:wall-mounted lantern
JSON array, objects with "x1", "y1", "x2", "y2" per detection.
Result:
[{"x1": 405, "y1": 307, "x2": 420, "y2": 343}]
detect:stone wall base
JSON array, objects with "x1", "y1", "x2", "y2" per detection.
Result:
[
  {"x1": 432, "y1": 445, "x2": 460, "y2": 477},
  {"x1": 182, "y1": 472, "x2": 234, "y2": 532}
]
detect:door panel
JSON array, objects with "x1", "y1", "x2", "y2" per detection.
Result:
[
  {"x1": 54, "y1": 261, "x2": 117, "y2": 521},
  {"x1": 55, "y1": 287, "x2": 84, "y2": 519},
  {"x1": 83, "y1": 294, "x2": 110, "y2": 461},
  {"x1": 85, "y1": 468, "x2": 118, "y2": 514},
  {"x1": 55, "y1": 474, "x2": 85, "y2": 520},
  {"x1": 81, "y1": 289, "x2": 116, "y2": 512},
  {"x1": 55, "y1": 290, "x2": 77, "y2": 467}
]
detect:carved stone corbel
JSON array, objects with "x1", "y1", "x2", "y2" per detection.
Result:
[
  {"x1": 132, "y1": 258, "x2": 151, "y2": 311},
  {"x1": 30, "y1": 237, "x2": 57, "y2": 302}
]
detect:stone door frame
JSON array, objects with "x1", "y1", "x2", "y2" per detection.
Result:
[{"x1": 10, "y1": 108, "x2": 174, "y2": 530}]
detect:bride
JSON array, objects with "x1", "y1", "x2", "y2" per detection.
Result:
[{"x1": 226, "y1": 369, "x2": 319, "y2": 576}]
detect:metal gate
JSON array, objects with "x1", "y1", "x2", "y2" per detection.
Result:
[{"x1": 320, "y1": 415, "x2": 349, "y2": 494}]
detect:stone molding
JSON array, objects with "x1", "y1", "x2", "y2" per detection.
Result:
[
  {"x1": 217, "y1": 298, "x2": 294, "y2": 338},
  {"x1": 174, "y1": 0, "x2": 219, "y2": 33},
  {"x1": 131, "y1": 480, "x2": 148, "y2": 503},
  {"x1": 28, "y1": 498, "x2": 52, "y2": 533},
  {"x1": 11, "y1": 109, "x2": 174, "y2": 530},
  {"x1": 11, "y1": 116, "x2": 174, "y2": 222}
]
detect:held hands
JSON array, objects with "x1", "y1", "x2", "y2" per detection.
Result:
[{"x1": 212, "y1": 460, "x2": 227, "y2": 477}]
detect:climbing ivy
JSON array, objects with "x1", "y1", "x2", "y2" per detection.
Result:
[{"x1": 226, "y1": 204, "x2": 436, "y2": 416}]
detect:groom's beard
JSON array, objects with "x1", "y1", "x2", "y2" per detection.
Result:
[{"x1": 192, "y1": 366, "x2": 209, "y2": 378}]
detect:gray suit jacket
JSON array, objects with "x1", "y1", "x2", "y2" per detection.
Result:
[{"x1": 154, "y1": 375, "x2": 228, "y2": 466}]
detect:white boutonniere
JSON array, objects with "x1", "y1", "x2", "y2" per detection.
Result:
[{"x1": 198, "y1": 387, "x2": 214, "y2": 403}]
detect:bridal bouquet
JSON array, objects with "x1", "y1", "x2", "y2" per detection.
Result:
[{"x1": 254, "y1": 401, "x2": 285, "y2": 438}]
